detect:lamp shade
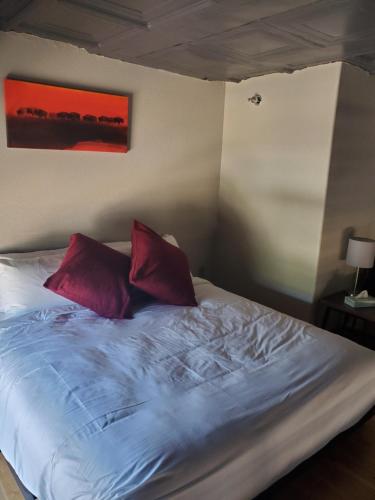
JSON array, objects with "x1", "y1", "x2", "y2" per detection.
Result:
[{"x1": 346, "y1": 237, "x2": 375, "y2": 269}]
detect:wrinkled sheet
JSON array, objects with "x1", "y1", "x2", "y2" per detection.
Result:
[{"x1": 0, "y1": 278, "x2": 375, "y2": 500}]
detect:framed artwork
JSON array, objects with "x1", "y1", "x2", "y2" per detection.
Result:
[{"x1": 4, "y1": 78, "x2": 129, "y2": 153}]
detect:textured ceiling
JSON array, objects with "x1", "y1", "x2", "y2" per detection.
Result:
[{"x1": 1, "y1": 0, "x2": 375, "y2": 81}]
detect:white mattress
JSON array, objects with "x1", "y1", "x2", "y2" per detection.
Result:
[{"x1": 0, "y1": 278, "x2": 374, "y2": 500}]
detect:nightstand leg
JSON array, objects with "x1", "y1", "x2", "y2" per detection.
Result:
[
  {"x1": 363, "y1": 319, "x2": 368, "y2": 334},
  {"x1": 322, "y1": 307, "x2": 331, "y2": 329},
  {"x1": 340, "y1": 313, "x2": 349, "y2": 333}
]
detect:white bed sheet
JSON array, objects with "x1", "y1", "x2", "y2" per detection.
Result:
[{"x1": 0, "y1": 278, "x2": 374, "y2": 500}]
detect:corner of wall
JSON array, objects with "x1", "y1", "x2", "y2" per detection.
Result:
[
  {"x1": 314, "y1": 62, "x2": 375, "y2": 301},
  {"x1": 208, "y1": 80, "x2": 228, "y2": 281},
  {"x1": 213, "y1": 63, "x2": 343, "y2": 321},
  {"x1": 0, "y1": 32, "x2": 225, "y2": 278},
  {"x1": 311, "y1": 62, "x2": 343, "y2": 300}
]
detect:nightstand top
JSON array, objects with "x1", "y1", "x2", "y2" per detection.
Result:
[{"x1": 320, "y1": 291, "x2": 375, "y2": 323}]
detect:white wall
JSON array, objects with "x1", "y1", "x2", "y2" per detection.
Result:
[
  {"x1": 0, "y1": 32, "x2": 225, "y2": 274},
  {"x1": 214, "y1": 63, "x2": 342, "y2": 319},
  {"x1": 315, "y1": 63, "x2": 375, "y2": 297},
  {"x1": 3, "y1": 33, "x2": 374, "y2": 317}
]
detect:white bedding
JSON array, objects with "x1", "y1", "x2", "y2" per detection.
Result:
[{"x1": 0, "y1": 278, "x2": 374, "y2": 499}]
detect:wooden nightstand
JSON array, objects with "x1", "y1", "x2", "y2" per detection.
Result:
[{"x1": 319, "y1": 291, "x2": 375, "y2": 349}]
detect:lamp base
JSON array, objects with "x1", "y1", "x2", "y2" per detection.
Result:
[{"x1": 344, "y1": 295, "x2": 375, "y2": 308}]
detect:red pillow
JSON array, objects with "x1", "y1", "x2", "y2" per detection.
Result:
[
  {"x1": 129, "y1": 220, "x2": 197, "y2": 307},
  {"x1": 44, "y1": 233, "x2": 133, "y2": 319}
]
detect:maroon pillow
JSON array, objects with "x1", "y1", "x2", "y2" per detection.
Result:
[
  {"x1": 129, "y1": 220, "x2": 197, "y2": 307},
  {"x1": 44, "y1": 233, "x2": 132, "y2": 319}
]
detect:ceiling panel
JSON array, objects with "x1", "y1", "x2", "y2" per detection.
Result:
[
  {"x1": 62, "y1": 0, "x2": 146, "y2": 27},
  {"x1": 135, "y1": 43, "x2": 259, "y2": 82},
  {"x1": 347, "y1": 53, "x2": 375, "y2": 73},
  {"x1": 23, "y1": 2, "x2": 126, "y2": 45},
  {"x1": 2, "y1": 0, "x2": 375, "y2": 81},
  {"x1": 267, "y1": 0, "x2": 375, "y2": 45},
  {"x1": 0, "y1": 0, "x2": 31, "y2": 21}
]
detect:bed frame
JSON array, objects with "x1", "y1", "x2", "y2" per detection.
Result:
[
  {"x1": 0, "y1": 454, "x2": 34, "y2": 500},
  {"x1": 0, "y1": 454, "x2": 23, "y2": 500}
]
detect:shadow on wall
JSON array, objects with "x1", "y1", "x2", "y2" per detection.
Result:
[
  {"x1": 315, "y1": 226, "x2": 355, "y2": 300},
  {"x1": 212, "y1": 199, "x2": 315, "y2": 322},
  {"x1": 1, "y1": 203, "x2": 211, "y2": 276},
  {"x1": 95, "y1": 205, "x2": 213, "y2": 277}
]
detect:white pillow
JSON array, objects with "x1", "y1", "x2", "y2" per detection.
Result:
[
  {"x1": 0, "y1": 235, "x2": 178, "y2": 318},
  {"x1": 163, "y1": 234, "x2": 179, "y2": 248}
]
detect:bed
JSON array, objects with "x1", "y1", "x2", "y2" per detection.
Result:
[{"x1": 1, "y1": 277, "x2": 375, "y2": 499}]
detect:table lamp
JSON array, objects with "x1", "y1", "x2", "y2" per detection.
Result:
[{"x1": 346, "y1": 237, "x2": 375, "y2": 296}]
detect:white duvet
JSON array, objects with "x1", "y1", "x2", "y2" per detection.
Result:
[{"x1": 0, "y1": 278, "x2": 374, "y2": 500}]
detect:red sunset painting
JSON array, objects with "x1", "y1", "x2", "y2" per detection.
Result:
[{"x1": 4, "y1": 78, "x2": 129, "y2": 153}]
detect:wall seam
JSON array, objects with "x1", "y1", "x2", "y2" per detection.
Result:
[{"x1": 311, "y1": 62, "x2": 344, "y2": 301}]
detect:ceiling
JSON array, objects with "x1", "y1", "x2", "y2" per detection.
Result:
[{"x1": 1, "y1": 0, "x2": 375, "y2": 82}]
